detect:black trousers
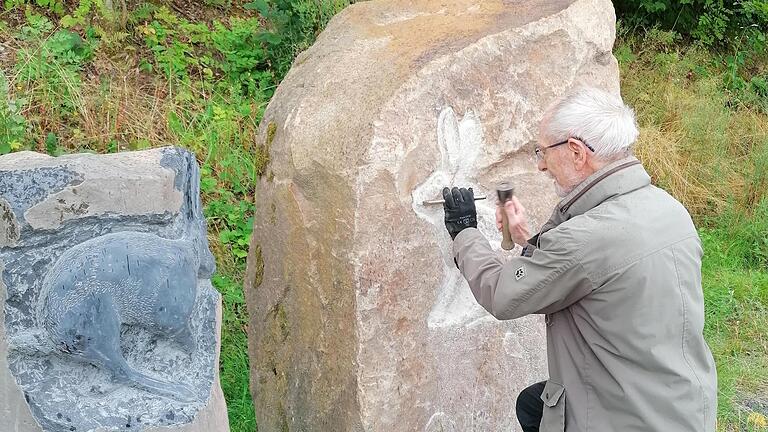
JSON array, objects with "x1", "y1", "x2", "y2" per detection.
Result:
[{"x1": 516, "y1": 381, "x2": 547, "y2": 432}]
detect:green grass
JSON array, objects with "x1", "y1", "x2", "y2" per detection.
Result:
[
  {"x1": 617, "y1": 29, "x2": 768, "y2": 431},
  {"x1": 701, "y1": 224, "x2": 768, "y2": 431},
  {"x1": 215, "y1": 274, "x2": 259, "y2": 431}
]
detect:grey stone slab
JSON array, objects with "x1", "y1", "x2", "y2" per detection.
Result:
[{"x1": 0, "y1": 147, "x2": 229, "y2": 432}]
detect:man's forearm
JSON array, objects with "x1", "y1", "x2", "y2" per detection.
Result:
[
  {"x1": 453, "y1": 227, "x2": 590, "y2": 319},
  {"x1": 452, "y1": 228, "x2": 505, "y2": 316}
]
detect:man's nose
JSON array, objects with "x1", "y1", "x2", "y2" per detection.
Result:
[{"x1": 537, "y1": 158, "x2": 547, "y2": 172}]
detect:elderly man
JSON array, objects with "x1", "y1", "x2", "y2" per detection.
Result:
[{"x1": 442, "y1": 87, "x2": 717, "y2": 431}]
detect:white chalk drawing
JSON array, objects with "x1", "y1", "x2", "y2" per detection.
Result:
[
  {"x1": 503, "y1": 331, "x2": 525, "y2": 359},
  {"x1": 412, "y1": 106, "x2": 500, "y2": 328},
  {"x1": 425, "y1": 411, "x2": 457, "y2": 432}
]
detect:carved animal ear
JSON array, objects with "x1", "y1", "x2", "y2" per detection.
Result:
[
  {"x1": 437, "y1": 106, "x2": 461, "y2": 172},
  {"x1": 437, "y1": 107, "x2": 483, "y2": 182}
]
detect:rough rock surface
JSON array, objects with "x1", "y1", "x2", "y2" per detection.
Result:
[
  {"x1": 245, "y1": 0, "x2": 620, "y2": 431},
  {"x1": 0, "y1": 148, "x2": 229, "y2": 432}
]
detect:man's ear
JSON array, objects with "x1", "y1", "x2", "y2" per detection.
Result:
[{"x1": 568, "y1": 138, "x2": 588, "y2": 170}]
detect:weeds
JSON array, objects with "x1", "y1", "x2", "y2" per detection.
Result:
[{"x1": 0, "y1": 74, "x2": 27, "y2": 152}]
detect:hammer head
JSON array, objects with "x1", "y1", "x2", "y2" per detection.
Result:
[{"x1": 496, "y1": 181, "x2": 514, "y2": 203}]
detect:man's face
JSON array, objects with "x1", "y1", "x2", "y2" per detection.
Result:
[{"x1": 535, "y1": 136, "x2": 582, "y2": 197}]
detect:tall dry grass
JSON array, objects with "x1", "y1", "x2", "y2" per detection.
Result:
[{"x1": 623, "y1": 47, "x2": 768, "y2": 225}]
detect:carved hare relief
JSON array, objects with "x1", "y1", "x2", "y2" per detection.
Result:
[
  {"x1": 36, "y1": 231, "x2": 215, "y2": 402},
  {"x1": 412, "y1": 107, "x2": 499, "y2": 328}
]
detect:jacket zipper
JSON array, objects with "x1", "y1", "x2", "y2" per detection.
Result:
[{"x1": 559, "y1": 160, "x2": 642, "y2": 214}]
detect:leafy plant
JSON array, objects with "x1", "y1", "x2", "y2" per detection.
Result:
[
  {"x1": 614, "y1": 0, "x2": 768, "y2": 49},
  {"x1": 15, "y1": 15, "x2": 97, "y2": 111},
  {"x1": 140, "y1": 7, "x2": 199, "y2": 82},
  {"x1": 4, "y1": 0, "x2": 66, "y2": 15},
  {"x1": 211, "y1": 18, "x2": 276, "y2": 97},
  {"x1": 44, "y1": 132, "x2": 59, "y2": 155},
  {"x1": 246, "y1": 0, "x2": 354, "y2": 79},
  {"x1": 60, "y1": 0, "x2": 96, "y2": 28},
  {"x1": 201, "y1": 165, "x2": 255, "y2": 262},
  {"x1": 0, "y1": 75, "x2": 28, "y2": 155}
]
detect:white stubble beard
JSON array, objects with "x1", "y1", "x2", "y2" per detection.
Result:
[
  {"x1": 548, "y1": 174, "x2": 568, "y2": 197},
  {"x1": 548, "y1": 173, "x2": 578, "y2": 198}
]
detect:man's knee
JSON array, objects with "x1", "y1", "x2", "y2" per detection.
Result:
[{"x1": 516, "y1": 381, "x2": 546, "y2": 432}]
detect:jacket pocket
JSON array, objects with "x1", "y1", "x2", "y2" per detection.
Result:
[{"x1": 539, "y1": 381, "x2": 566, "y2": 431}]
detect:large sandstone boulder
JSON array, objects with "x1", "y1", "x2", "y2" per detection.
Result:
[
  {"x1": 245, "y1": 0, "x2": 620, "y2": 430},
  {"x1": 0, "y1": 148, "x2": 229, "y2": 432}
]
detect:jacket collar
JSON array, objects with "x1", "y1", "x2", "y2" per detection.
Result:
[{"x1": 540, "y1": 156, "x2": 650, "y2": 232}]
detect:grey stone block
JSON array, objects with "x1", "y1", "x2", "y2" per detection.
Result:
[{"x1": 0, "y1": 148, "x2": 229, "y2": 432}]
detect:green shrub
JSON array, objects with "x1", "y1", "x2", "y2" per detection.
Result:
[
  {"x1": 4, "y1": 0, "x2": 66, "y2": 15},
  {"x1": 246, "y1": 0, "x2": 356, "y2": 79},
  {"x1": 210, "y1": 18, "x2": 276, "y2": 97},
  {"x1": 614, "y1": 0, "x2": 768, "y2": 49}
]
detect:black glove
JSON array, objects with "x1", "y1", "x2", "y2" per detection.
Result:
[{"x1": 443, "y1": 187, "x2": 477, "y2": 240}]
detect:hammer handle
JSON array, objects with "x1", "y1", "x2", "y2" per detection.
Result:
[
  {"x1": 497, "y1": 185, "x2": 515, "y2": 251},
  {"x1": 500, "y1": 204, "x2": 515, "y2": 251}
]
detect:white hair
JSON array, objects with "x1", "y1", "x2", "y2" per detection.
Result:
[{"x1": 542, "y1": 87, "x2": 639, "y2": 159}]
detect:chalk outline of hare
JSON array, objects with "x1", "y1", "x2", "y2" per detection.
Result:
[
  {"x1": 35, "y1": 229, "x2": 215, "y2": 402},
  {"x1": 411, "y1": 106, "x2": 498, "y2": 328},
  {"x1": 34, "y1": 151, "x2": 216, "y2": 403}
]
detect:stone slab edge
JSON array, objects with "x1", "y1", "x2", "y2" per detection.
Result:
[
  {"x1": 1, "y1": 259, "x2": 44, "y2": 432},
  {"x1": 0, "y1": 150, "x2": 183, "y2": 231}
]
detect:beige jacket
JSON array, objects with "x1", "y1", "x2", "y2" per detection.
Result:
[{"x1": 453, "y1": 157, "x2": 717, "y2": 431}]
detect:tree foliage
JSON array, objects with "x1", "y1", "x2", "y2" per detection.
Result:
[{"x1": 614, "y1": 0, "x2": 768, "y2": 48}]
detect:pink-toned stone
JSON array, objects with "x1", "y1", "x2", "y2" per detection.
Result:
[{"x1": 245, "y1": 0, "x2": 620, "y2": 430}]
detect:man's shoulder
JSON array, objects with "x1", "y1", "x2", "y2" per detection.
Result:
[
  {"x1": 579, "y1": 184, "x2": 697, "y2": 251},
  {"x1": 538, "y1": 215, "x2": 598, "y2": 257},
  {"x1": 586, "y1": 183, "x2": 693, "y2": 224},
  {"x1": 539, "y1": 184, "x2": 696, "y2": 255}
]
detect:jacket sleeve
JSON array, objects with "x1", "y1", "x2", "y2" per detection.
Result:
[{"x1": 452, "y1": 227, "x2": 594, "y2": 320}]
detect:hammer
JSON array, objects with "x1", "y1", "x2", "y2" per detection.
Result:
[{"x1": 497, "y1": 182, "x2": 515, "y2": 250}]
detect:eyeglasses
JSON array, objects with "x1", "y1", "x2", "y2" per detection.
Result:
[{"x1": 534, "y1": 137, "x2": 595, "y2": 160}]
